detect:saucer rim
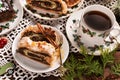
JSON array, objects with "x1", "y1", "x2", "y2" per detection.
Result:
[{"x1": 66, "y1": 9, "x2": 119, "y2": 56}]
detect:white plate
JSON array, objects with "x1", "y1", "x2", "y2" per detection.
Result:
[
  {"x1": 66, "y1": 9, "x2": 119, "y2": 56},
  {"x1": 0, "y1": 0, "x2": 23, "y2": 35},
  {"x1": 19, "y1": 0, "x2": 84, "y2": 20},
  {"x1": 12, "y1": 24, "x2": 69, "y2": 73}
]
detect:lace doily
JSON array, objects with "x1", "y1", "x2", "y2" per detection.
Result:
[{"x1": 0, "y1": 0, "x2": 117, "y2": 79}]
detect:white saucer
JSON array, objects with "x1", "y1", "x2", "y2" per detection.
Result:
[{"x1": 66, "y1": 9, "x2": 119, "y2": 56}]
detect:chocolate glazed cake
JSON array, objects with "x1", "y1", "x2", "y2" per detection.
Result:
[{"x1": 0, "y1": 0, "x2": 15, "y2": 23}]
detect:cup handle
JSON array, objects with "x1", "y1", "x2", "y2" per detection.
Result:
[{"x1": 109, "y1": 27, "x2": 120, "y2": 43}]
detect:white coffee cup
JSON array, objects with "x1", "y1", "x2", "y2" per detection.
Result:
[
  {"x1": 81, "y1": 5, "x2": 116, "y2": 32},
  {"x1": 78, "y1": 5, "x2": 120, "y2": 52}
]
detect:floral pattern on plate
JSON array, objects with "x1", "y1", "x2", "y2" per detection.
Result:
[
  {"x1": 66, "y1": 9, "x2": 119, "y2": 55},
  {"x1": 19, "y1": 0, "x2": 84, "y2": 20}
]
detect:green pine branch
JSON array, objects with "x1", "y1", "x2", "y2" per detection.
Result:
[
  {"x1": 111, "y1": 63, "x2": 120, "y2": 76},
  {"x1": 100, "y1": 48, "x2": 115, "y2": 68},
  {"x1": 60, "y1": 44, "x2": 119, "y2": 80}
]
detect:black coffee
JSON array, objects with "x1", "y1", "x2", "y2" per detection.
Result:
[{"x1": 84, "y1": 11, "x2": 112, "y2": 31}]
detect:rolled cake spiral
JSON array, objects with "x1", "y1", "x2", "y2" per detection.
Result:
[{"x1": 26, "y1": 0, "x2": 68, "y2": 15}]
